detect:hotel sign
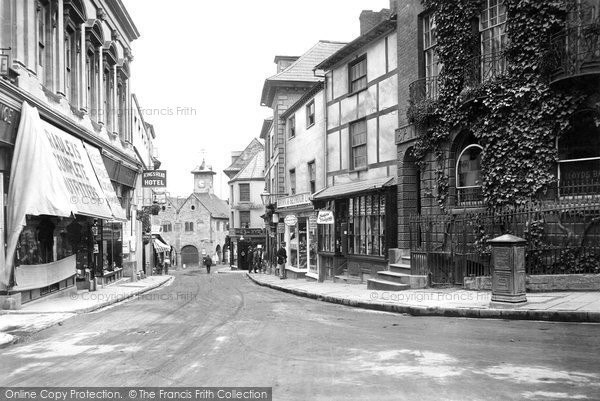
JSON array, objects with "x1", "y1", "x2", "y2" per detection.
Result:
[
  {"x1": 277, "y1": 192, "x2": 312, "y2": 209},
  {"x1": 142, "y1": 170, "x2": 167, "y2": 187}
]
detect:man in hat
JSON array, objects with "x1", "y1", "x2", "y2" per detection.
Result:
[{"x1": 276, "y1": 242, "x2": 287, "y2": 279}]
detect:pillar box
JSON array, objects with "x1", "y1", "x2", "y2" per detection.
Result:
[{"x1": 489, "y1": 234, "x2": 527, "y2": 303}]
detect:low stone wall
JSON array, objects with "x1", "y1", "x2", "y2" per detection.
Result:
[{"x1": 464, "y1": 274, "x2": 600, "y2": 292}]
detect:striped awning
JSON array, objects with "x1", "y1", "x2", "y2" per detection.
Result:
[
  {"x1": 312, "y1": 176, "x2": 395, "y2": 200},
  {"x1": 153, "y1": 238, "x2": 170, "y2": 253}
]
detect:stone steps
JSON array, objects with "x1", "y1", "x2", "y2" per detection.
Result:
[
  {"x1": 333, "y1": 275, "x2": 363, "y2": 285},
  {"x1": 367, "y1": 279, "x2": 410, "y2": 291},
  {"x1": 389, "y1": 263, "x2": 411, "y2": 275}
]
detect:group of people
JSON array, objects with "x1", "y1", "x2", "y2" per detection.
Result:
[{"x1": 246, "y1": 245, "x2": 266, "y2": 274}]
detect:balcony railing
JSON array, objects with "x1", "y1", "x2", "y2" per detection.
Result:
[
  {"x1": 463, "y1": 52, "x2": 507, "y2": 90},
  {"x1": 549, "y1": 20, "x2": 600, "y2": 83},
  {"x1": 409, "y1": 76, "x2": 439, "y2": 104}
]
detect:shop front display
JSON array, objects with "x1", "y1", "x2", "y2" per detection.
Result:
[{"x1": 1, "y1": 102, "x2": 128, "y2": 301}]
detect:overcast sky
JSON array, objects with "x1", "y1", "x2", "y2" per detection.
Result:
[{"x1": 122, "y1": 0, "x2": 390, "y2": 200}]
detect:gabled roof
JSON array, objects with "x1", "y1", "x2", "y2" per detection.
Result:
[
  {"x1": 230, "y1": 150, "x2": 264, "y2": 182},
  {"x1": 167, "y1": 196, "x2": 188, "y2": 211},
  {"x1": 165, "y1": 193, "x2": 229, "y2": 219},
  {"x1": 224, "y1": 138, "x2": 264, "y2": 179},
  {"x1": 261, "y1": 40, "x2": 347, "y2": 106},
  {"x1": 191, "y1": 193, "x2": 229, "y2": 219},
  {"x1": 315, "y1": 18, "x2": 396, "y2": 72}
]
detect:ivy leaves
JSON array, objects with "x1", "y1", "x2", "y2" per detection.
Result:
[{"x1": 412, "y1": 0, "x2": 586, "y2": 210}]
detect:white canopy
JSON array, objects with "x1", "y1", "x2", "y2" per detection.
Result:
[{"x1": 1, "y1": 102, "x2": 128, "y2": 289}]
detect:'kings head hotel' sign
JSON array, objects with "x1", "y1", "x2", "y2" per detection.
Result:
[{"x1": 142, "y1": 170, "x2": 167, "y2": 187}]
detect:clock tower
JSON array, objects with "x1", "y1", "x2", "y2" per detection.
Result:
[{"x1": 191, "y1": 159, "x2": 216, "y2": 194}]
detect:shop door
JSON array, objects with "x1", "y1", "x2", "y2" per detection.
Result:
[
  {"x1": 181, "y1": 245, "x2": 199, "y2": 267},
  {"x1": 237, "y1": 241, "x2": 251, "y2": 270}
]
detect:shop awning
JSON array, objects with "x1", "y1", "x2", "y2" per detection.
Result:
[
  {"x1": 83, "y1": 144, "x2": 128, "y2": 221},
  {"x1": 312, "y1": 176, "x2": 396, "y2": 200},
  {"x1": 2, "y1": 102, "x2": 127, "y2": 289},
  {"x1": 153, "y1": 238, "x2": 171, "y2": 253}
]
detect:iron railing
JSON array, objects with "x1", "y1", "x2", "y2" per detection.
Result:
[
  {"x1": 463, "y1": 52, "x2": 508, "y2": 90},
  {"x1": 549, "y1": 18, "x2": 600, "y2": 83},
  {"x1": 409, "y1": 196, "x2": 600, "y2": 285},
  {"x1": 409, "y1": 76, "x2": 440, "y2": 104}
]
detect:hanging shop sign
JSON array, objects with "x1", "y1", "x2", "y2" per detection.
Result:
[
  {"x1": 0, "y1": 101, "x2": 20, "y2": 146},
  {"x1": 284, "y1": 214, "x2": 298, "y2": 226},
  {"x1": 317, "y1": 210, "x2": 334, "y2": 224},
  {"x1": 142, "y1": 170, "x2": 167, "y2": 187},
  {"x1": 277, "y1": 223, "x2": 285, "y2": 234}
]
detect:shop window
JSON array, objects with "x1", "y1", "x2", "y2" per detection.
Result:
[
  {"x1": 103, "y1": 222, "x2": 123, "y2": 271},
  {"x1": 306, "y1": 100, "x2": 315, "y2": 128},
  {"x1": 456, "y1": 144, "x2": 484, "y2": 205},
  {"x1": 239, "y1": 211, "x2": 251, "y2": 228},
  {"x1": 350, "y1": 120, "x2": 367, "y2": 170},
  {"x1": 558, "y1": 113, "x2": 600, "y2": 197},
  {"x1": 289, "y1": 169, "x2": 296, "y2": 195},
  {"x1": 185, "y1": 222, "x2": 194, "y2": 232},
  {"x1": 348, "y1": 194, "x2": 386, "y2": 256},
  {"x1": 318, "y1": 222, "x2": 335, "y2": 252},
  {"x1": 239, "y1": 183, "x2": 250, "y2": 202},
  {"x1": 308, "y1": 161, "x2": 316, "y2": 194},
  {"x1": 349, "y1": 55, "x2": 367, "y2": 93}
]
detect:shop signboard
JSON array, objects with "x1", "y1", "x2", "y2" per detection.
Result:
[
  {"x1": 284, "y1": 214, "x2": 298, "y2": 226},
  {"x1": 142, "y1": 170, "x2": 167, "y2": 187},
  {"x1": 0, "y1": 101, "x2": 20, "y2": 146},
  {"x1": 317, "y1": 210, "x2": 334, "y2": 224},
  {"x1": 277, "y1": 223, "x2": 285, "y2": 234}
]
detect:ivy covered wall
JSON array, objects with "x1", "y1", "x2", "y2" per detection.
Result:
[{"x1": 407, "y1": 0, "x2": 596, "y2": 210}]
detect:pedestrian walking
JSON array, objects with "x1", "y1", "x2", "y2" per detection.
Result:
[
  {"x1": 276, "y1": 242, "x2": 287, "y2": 279},
  {"x1": 203, "y1": 254, "x2": 213, "y2": 274},
  {"x1": 254, "y1": 245, "x2": 263, "y2": 273},
  {"x1": 247, "y1": 246, "x2": 254, "y2": 272}
]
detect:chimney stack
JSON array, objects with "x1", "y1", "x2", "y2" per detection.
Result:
[{"x1": 359, "y1": 8, "x2": 392, "y2": 35}]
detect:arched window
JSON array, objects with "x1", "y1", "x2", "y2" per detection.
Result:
[
  {"x1": 558, "y1": 111, "x2": 600, "y2": 196},
  {"x1": 456, "y1": 144, "x2": 484, "y2": 205},
  {"x1": 103, "y1": 44, "x2": 118, "y2": 133}
]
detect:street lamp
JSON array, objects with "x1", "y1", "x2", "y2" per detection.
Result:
[{"x1": 260, "y1": 189, "x2": 271, "y2": 206}]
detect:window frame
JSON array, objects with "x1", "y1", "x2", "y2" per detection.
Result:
[
  {"x1": 185, "y1": 222, "x2": 194, "y2": 232},
  {"x1": 306, "y1": 100, "x2": 315, "y2": 128},
  {"x1": 239, "y1": 211, "x2": 251, "y2": 228},
  {"x1": 288, "y1": 115, "x2": 296, "y2": 138},
  {"x1": 348, "y1": 55, "x2": 367, "y2": 94},
  {"x1": 350, "y1": 119, "x2": 368, "y2": 171},
  {"x1": 307, "y1": 161, "x2": 316, "y2": 194},
  {"x1": 456, "y1": 144, "x2": 484, "y2": 206},
  {"x1": 289, "y1": 168, "x2": 296, "y2": 195},
  {"x1": 239, "y1": 183, "x2": 250, "y2": 202}
]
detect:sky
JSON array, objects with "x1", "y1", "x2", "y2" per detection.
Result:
[{"x1": 122, "y1": 0, "x2": 390, "y2": 200}]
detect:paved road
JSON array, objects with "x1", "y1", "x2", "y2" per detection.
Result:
[{"x1": 0, "y1": 267, "x2": 599, "y2": 401}]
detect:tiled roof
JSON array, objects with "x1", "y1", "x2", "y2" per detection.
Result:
[
  {"x1": 261, "y1": 41, "x2": 347, "y2": 106},
  {"x1": 223, "y1": 138, "x2": 264, "y2": 179},
  {"x1": 167, "y1": 196, "x2": 188, "y2": 210},
  {"x1": 231, "y1": 150, "x2": 264, "y2": 182},
  {"x1": 192, "y1": 193, "x2": 229, "y2": 219}
]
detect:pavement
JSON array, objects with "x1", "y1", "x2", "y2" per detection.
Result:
[
  {"x1": 246, "y1": 271, "x2": 600, "y2": 323},
  {"x1": 0, "y1": 273, "x2": 172, "y2": 347}
]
